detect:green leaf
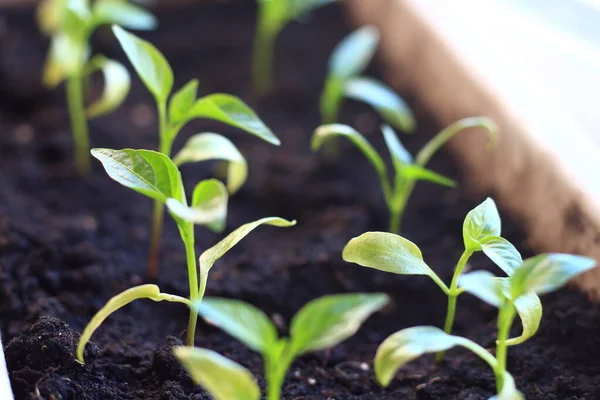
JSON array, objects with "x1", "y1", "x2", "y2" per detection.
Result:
[
  {"x1": 345, "y1": 78, "x2": 416, "y2": 133},
  {"x1": 112, "y1": 25, "x2": 173, "y2": 103},
  {"x1": 510, "y1": 253, "x2": 596, "y2": 298},
  {"x1": 174, "y1": 347, "x2": 260, "y2": 400},
  {"x1": 186, "y1": 94, "x2": 279, "y2": 145},
  {"x1": 312, "y1": 124, "x2": 387, "y2": 186},
  {"x1": 480, "y1": 236, "x2": 522, "y2": 276},
  {"x1": 37, "y1": 0, "x2": 68, "y2": 36},
  {"x1": 289, "y1": 0, "x2": 337, "y2": 18},
  {"x1": 380, "y1": 124, "x2": 412, "y2": 170},
  {"x1": 91, "y1": 148, "x2": 185, "y2": 203},
  {"x1": 463, "y1": 198, "x2": 501, "y2": 251},
  {"x1": 93, "y1": 0, "x2": 157, "y2": 30},
  {"x1": 375, "y1": 326, "x2": 469, "y2": 386},
  {"x1": 43, "y1": 31, "x2": 88, "y2": 86},
  {"x1": 195, "y1": 297, "x2": 278, "y2": 354},
  {"x1": 199, "y1": 217, "x2": 296, "y2": 274},
  {"x1": 505, "y1": 292, "x2": 542, "y2": 346},
  {"x1": 85, "y1": 55, "x2": 131, "y2": 119},
  {"x1": 166, "y1": 179, "x2": 228, "y2": 232},
  {"x1": 169, "y1": 79, "x2": 199, "y2": 125},
  {"x1": 458, "y1": 270, "x2": 504, "y2": 307},
  {"x1": 329, "y1": 25, "x2": 380, "y2": 80},
  {"x1": 400, "y1": 165, "x2": 456, "y2": 188},
  {"x1": 173, "y1": 133, "x2": 248, "y2": 194},
  {"x1": 290, "y1": 293, "x2": 388, "y2": 355},
  {"x1": 77, "y1": 284, "x2": 189, "y2": 363}
]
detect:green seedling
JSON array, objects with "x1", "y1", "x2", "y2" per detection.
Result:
[
  {"x1": 38, "y1": 0, "x2": 156, "y2": 174},
  {"x1": 175, "y1": 293, "x2": 389, "y2": 400},
  {"x1": 253, "y1": 0, "x2": 338, "y2": 96},
  {"x1": 374, "y1": 253, "x2": 595, "y2": 398},
  {"x1": 312, "y1": 118, "x2": 496, "y2": 233},
  {"x1": 76, "y1": 147, "x2": 296, "y2": 353},
  {"x1": 320, "y1": 26, "x2": 415, "y2": 132},
  {"x1": 112, "y1": 26, "x2": 280, "y2": 279},
  {"x1": 344, "y1": 198, "x2": 523, "y2": 361}
]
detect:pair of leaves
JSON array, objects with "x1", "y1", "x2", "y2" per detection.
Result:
[
  {"x1": 179, "y1": 294, "x2": 387, "y2": 399},
  {"x1": 375, "y1": 326, "x2": 523, "y2": 400},
  {"x1": 92, "y1": 148, "x2": 228, "y2": 232},
  {"x1": 321, "y1": 26, "x2": 416, "y2": 132},
  {"x1": 112, "y1": 26, "x2": 279, "y2": 146}
]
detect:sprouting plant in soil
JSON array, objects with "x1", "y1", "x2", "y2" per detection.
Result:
[
  {"x1": 174, "y1": 293, "x2": 389, "y2": 400},
  {"x1": 38, "y1": 0, "x2": 156, "y2": 174},
  {"x1": 312, "y1": 118, "x2": 496, "y2": 233},
  {"x1": 253, "y1": 0, "x2": 337, "y2": 96},
  {"x1": 320, "y1": 25, "x2": 415, "y2": 132},
  {"x1": 74, "y1": 148, "x2": 296, "y2": 356},
  {"x1": 112, "y1": 26, "x2": 280, "y2": 280}
]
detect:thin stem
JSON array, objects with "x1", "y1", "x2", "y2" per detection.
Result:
[
  {"x1": 147, "y1": 101, "x2": 171, "y2": 279},
  {"x1": 494, "y1": 303, "x2": 516, "y2": 391},
  {"x1": 252, "y1": 19, "x2": 277, "y2": 97},
  {"x1": 266, "y1": 350, "x2": 293, "y2": 400},
  {"x1": 388, "y1": 207, "x2": 401, "y2": 234},
  {"x1": 436, "y1": 249, "x2": 473, "y2": 362},
  {"x1": 182, "y1": 224, "x2": 198, "y2": 347},
  {"x1": 66, "y1": 74, "x2": 91, "y2": 175}
]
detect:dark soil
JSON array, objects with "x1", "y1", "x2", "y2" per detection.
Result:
[{"x1": 1, "y1": 2, "x2": 600, "y2": 400}]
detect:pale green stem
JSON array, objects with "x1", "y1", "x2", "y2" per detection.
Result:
[
  {"x1": 253, "y1": 18, "x2": 278, "y2": 97},
  {"x1": 66, "y1": 73, "x2": 91, "y2": 175},
  {"x1": 183, "y1": 224, "x2": 198, "y2": 347},
  {"x1": 266, "y1": 351, "x2": 294, "y2": 400},
  {"x1": 436, "y1": 249, "x2": 473, "y2": 362},
  {"x1": 494, "y1": 303, "x2": 517, "y2": 391}
]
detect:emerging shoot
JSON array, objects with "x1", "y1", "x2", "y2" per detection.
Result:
[
  {"x1": 175, "y1": 293, "x2": 388, "y2": 400},
  {"x1": 320, "y1": 26, "x2": 415, "y2": 132},
  {"x1": 312, "y1": 118, "x2": 496, "y2": 233},
  {"x1": 38, "y1": 0, "x2": 156, "y2": 174},
  {"x1": 75, "y1": 147, "x2": 295, "y2": 356},
  {"x1": 112, "y1": 26, "x2": 280, "y2": 279},
  {"x1": 253, "y1": 0, "x2": 338, "y2": 96}
]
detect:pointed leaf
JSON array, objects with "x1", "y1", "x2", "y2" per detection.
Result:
[
  {"x1": 85, "y1": 56, "x2": 131, "y2": 119},
  {"x1": 173, "y1": 133, "x2": 248, "y2": 194},
  {"x1": 77, "y1": 284, "x2": 186, "y2": 363},
  {"x1": 166, "y1": 179, "x2": 228, "y2": 232},
  {"x1": 510, "y1": 253, "x2": 596, "y2": 298},
  {"x1": 174, "y1": 347, "x2": 260, "y2": 400},
  {"x1": 345, "y1": 78, "x2": 415, "y2": 133},
  {"x1": 380, "y1": 124, "x2": 412, "y2": 170},
  {"x1": 480, "y1": 236, "x2": 522, "y2": 276},
  {"x1": 401, "y1": 164, "x2": 456, "y2": 188},
  {"x1": 199, "y1": 217, "x2": 296, "y2": 273},
  {"x1": 195, "y1": 297, "x2": 278, "y2": 354},
  {"x1": 458, "y1": 270, "x2": 504, "y2": 307},
  {"x1": 91, "y1": 148, "x2": 184, "y2": 203},
  {"x1": 290, "y1": 293, "x2": 388, "y2": 355},
  {"x1": 329, "y1": 25, "x2": 379, "y2": 79},
  {"x1": 112, "y1": 25, "x2": 173, "y2": 102},
  {"x1": 169, "y1": 79, "x2": 199, "y2": 125},
  {"x1": 463, "y1": 198, "x2": 501, "y2": 251},
  {"x1": 186, "y1": 94, "x2": 279, "y2": 145},
  {"x1": 505, "y1": 292, "x2": 542, "y2": 346},
  {"x1": 93, "y1": 0, "x2": 157, "y2": 30}
]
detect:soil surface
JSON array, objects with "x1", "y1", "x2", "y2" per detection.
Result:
[{"x1": 1, "y1": 2, "x2": 600, "y2": 400}]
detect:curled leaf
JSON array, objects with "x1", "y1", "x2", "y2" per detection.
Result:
[
  {"x1": 329, "y1": 25, "x2": 379, "y2": 79},
  {"x1": 173, "y1": 133, "x2": 248, "y2": 194},
  {"x1": 345, "y1": 78, "x2": 415, "y2": 133},
  {"x1": 195, "y1": 297, "x2": 278, "y2": 354},
  {"x1": 290, "y1": 293, "x2": 388, "y2": 355},
  {"x1": 480, "y1": 236, "x2": 522, "y2": 276},
  {"x1": 174, "y1": 347, "x2": 260, "y2": 400},
  {"x1": 166, "y1": 179, "x2": 228, "y2": 232},
  {"x1": 505, "y1": 292, "x2": 542, "y2": 346},
  {"x1": 85, "y1": 55, "x2": 131, "y2": 119}
]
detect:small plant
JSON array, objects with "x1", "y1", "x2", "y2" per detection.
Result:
[
  {"x1": 112, "y1": 26, "x2": 280, "y2": 279},
  {"x1": 74, "y1": 147, "x2": 295, "y2": 354},
  {"x1": 253, "y1": 0, "x2": 337, "y2": 95},
  {"x1": 175, "y1": 293, "x2": 389, "y2": 400},
  {"x1": 312, "y1": 118, "x2": 496, "y2": 233},
  {"x1": 38, "y1": 0, "x2": 157, "y2": 174},
  {"x1": 373, "y1": 253, "x2": 595, "y2": 398},
  {"x1": 320, "y1": 26, "x2": 415, "y2": 132}
]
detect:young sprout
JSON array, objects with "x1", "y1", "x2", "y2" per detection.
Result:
[
  {"x1": 112, "y1": 26, "x2": 280, "y2": 279},
  {"x1": 320, "y1": 26, "x2": 415, "y2": 132},
  {"x1": 38, "y1": 0, "x2": 157, "y2": 174},
  {"x1": 375, "y1": 253, "x2": 595, "y2": 398},
  {"x1": 78, "y1": 147, "x2": 295, "y2": 351},
  {"x1": 344, "y1": 198, "x2": 524, "y2": 361},
  {"x1": 312, "y1": 118, "x2": 496, "y2": 233},
  {"x1": 175, "y1": 293, "x2": 389, "y2": 400},
  {"x1": 253, "y1": 0, "x2": 337, "y2": 95}
]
